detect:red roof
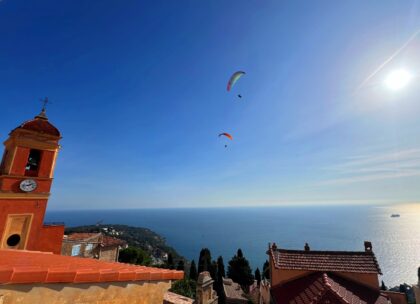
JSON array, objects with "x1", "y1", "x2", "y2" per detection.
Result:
[
  {"x1": 0, "y1": 249, "x2": 183, "y2": 284},
  {"x1": 269, "y1": 243, "x2": 382, "y2": 274},
  {"x1": 14, "y1": 112, "x2": 60, "y2": 137},
  {"x1": 271, "y1": 272, "x2": 390, "y2": 304}
]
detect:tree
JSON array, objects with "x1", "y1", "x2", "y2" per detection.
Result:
[
  {"x1": 118, "y1": 247, "x2": 151, "y2": 266},
  {"x1": 255, "y1": 268, "x2": 261, "y2": 286},
  {"x1": 177, "y1": 260, "x2": 185, "y2": 271},
  {"x1": 198, "y1": 248, "x2": 212, "y2": 274},
  {"x1": 210, "y1": 260, "x2": 218, "y2": 281},
  {"x1": 217, "y1": 256, "x2": 226, "y2": 278},
  {"x1": 189, "y1": 260, "x2": 198, "y2": 281},
  {"x1": 166, "y1": 253, "x2": 174, "y2": 269},
  {"x1": 380, "y1": 280, "x2": 387, "y2": 291},
  {"x1": 262, "y1": 260, "x2": 270, "y2": 280},
  {"x1": 170, "y1": 278, "x2": 196, "y2": 299},
  {"x1": 227, "y1": 249, "x2": 254, "y2": 291},
  {"x1": 216, "y1": 256, "x2": 226, "y2": 304}
]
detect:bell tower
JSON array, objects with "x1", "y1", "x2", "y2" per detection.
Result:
[{"x1": 0, "y1": 105, "x2": 64, "y2": 254}]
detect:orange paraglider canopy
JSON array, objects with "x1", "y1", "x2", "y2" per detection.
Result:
[{"x1": 218, "y1": 132, "x2": 233, "y2": 140}]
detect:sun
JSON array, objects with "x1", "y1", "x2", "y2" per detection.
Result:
[{"x1": 384, "y1": 69, "x2": 412, "y2": 91}]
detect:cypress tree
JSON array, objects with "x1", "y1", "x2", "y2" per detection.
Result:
[
  {"x1": 227, "y1": 249, "x2": 254, "y2": 291},
  {"x1": 177, "y1": 260, "x2": 185, "y2": 271},
  {"x1": 262, "y1": 260, "x2": 270, "y2": 280},
  {"x1": 167, "y1": 253, "x2": 174, "y2": 269},
  {"x1": 380, "y1": 280, "x2": 387, "y2": 291},
  {"x1": 198, "y1": 248, "x2": 212, "y2": 274},
  {"x1": 189, "y1": 260, "x2": 198, "y2": 281},
  {"x1": 217, "y1": 256, "x2": 226, "y2": 278},
  {"x1": 216, "y1": 256, "x2": 226, "y2": 304},
  {"x1": 255, "y1": 268, "x2": 261, "y2": 286}
]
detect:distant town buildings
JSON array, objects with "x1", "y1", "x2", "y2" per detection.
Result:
[
  {"x1": 62, "y1": 232, "x2": 127, "y2": 262},
  {"x1": 267, "y1": 241, "x2": 407, "y2": 304},
  {"x1": 0, "y1": 109, "x2": 183, "y2": 303}
]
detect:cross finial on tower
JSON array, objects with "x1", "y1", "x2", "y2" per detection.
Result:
[
  {"x1": 41, "y1": 97, "x2": 50, "y2": 112},
  {"x1": 35, "y1": 97, "x2": 51, "y2": 120}
]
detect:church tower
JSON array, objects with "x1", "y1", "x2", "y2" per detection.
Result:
[{"x1": 0, "y1": 105, "x2": 64, "y2": 254}]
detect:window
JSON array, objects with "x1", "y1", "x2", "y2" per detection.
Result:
[
  {"x1": 0, "y1": 149, "x2": 8, "y2": 173},
  {"x1": 25, "y1": 149, "x2": 41, "y2": 176},
  {"x1": 71, "y1": 244, "x2": 81, "y2": 256},
  {"x1": 85, "y1": 243, "x2": 94, "y2": 252}
]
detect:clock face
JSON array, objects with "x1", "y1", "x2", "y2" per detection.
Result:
[{"x1": 20, "y1": 179, "x2": 37, "y2": 192}]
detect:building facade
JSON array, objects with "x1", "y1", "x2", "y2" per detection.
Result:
[
  {"x1": 62, "y1": 232, "x2": 127, "y2": 262},
  {"x1": 267, "y1": 241, "x2": 406, "y2": 304}
]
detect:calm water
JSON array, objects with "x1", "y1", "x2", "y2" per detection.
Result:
[{"x1": 45, "y1": 204, "x2": 420, "y2": 286}]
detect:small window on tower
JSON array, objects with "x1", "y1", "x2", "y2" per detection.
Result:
[
  {"x1": 25, "y1": 149, "x2": 41, "y2": 176},
  {"x1": 0, "y1": 149, "x2": 8, "y2": 173}
]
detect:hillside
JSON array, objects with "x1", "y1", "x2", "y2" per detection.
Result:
[{"x1": 65, "y1": 224, "x2": 185, "y2": 265}]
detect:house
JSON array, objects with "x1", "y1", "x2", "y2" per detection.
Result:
[
  {"x1": 267, "y1": 241, "x2": 406, "y2": 304},
  {"x1": 61, "y1": 232, "x2": 127, "y2": 262},
  {"x1": 0, "y1": 108, "x2": 183, "y2": 303}
]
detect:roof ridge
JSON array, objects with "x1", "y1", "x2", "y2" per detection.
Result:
[{"x1": 276, "y1": 248, "x2": 374, "y2": 255}]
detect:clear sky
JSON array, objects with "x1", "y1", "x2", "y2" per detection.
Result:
[{"x1": 1, "y1": 1, "x2": 420, "y2": 209}]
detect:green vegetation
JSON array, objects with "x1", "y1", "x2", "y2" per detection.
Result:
[
  {"x1": 189, "y1": 260, "x2": 197, "y2": 280},
  {"x1": 216, "y1": 256, "x2": 226, "y2": 304},
  {"x1": 170, "y1": 278, "x2": 196, "y2": 299},
  {"x1": 262, "y1": 260, "x2": 270, "y2": 280},
  {"x1": 198, "y1": 248, "x2": 212, "y2": 274},
  {"x1": 254, "y1": 268, "x2": 261, "y2": 286},
  {"x1": 65, "y1": 224, "x2": 184, "y2": 266},
  {"x1": 227, "y1": 249, "x2": 254, "y2": 291},
  {"x1": 118, "y1": 246, "x2": 151, "y2": 265}
]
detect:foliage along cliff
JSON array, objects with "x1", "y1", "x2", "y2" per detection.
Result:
[{"x1": 65, "y1": 224, "x2": 184, "y2": 266}]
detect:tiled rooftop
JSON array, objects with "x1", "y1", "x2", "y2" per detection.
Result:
[
  {"x1": 271, "y1": 272, "x2": 389, "y2": 304},
  {"x1": 269, "y1": 242, "x2": 382, "y2": 274},
  {"x1": 0, "y1": 249, "x2": 183, "y2": 284}
]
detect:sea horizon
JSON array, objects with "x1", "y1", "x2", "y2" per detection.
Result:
[{"x1": 46, "y1": 203, "x2": 420, "y2": 287}]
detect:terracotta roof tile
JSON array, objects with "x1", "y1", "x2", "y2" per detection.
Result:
[
  {"x1": 15, "y1": 116, "x2": 60, "y2": 137},
  {"x1": 269, "y1": 244, "x2": 382, "y2": 274},
  {"x1": 0, "y1": 249, "x2": 183, "y2": 285},
  {"x1": 271, "y1": 272, "x2": 390, "y2": 304}
]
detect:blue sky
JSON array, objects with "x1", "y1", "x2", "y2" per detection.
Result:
[{"x1": 1, "y1": 1, "x2": 420, "y2": 209}]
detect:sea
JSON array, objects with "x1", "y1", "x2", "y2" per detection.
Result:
[{"x1": 45, "y1": 203, "x2": 420, "y2": 287}]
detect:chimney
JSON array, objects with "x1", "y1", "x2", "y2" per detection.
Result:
[
  {"x1": 364, "y1": 241, "x2": 372, "y2": 252},
  {"x1": 272, "y1": 243, "x2": 277, "y2": 251},
  {"x1": 304, "y1": 243, "x2": 310, "y2": 251}
]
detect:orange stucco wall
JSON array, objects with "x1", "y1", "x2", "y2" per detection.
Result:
[
  {"x1": 34, "y1": 225, "x2": 65, "y2": 254},
  {"x1": 0, "y1": 176, "x2": 53, "y2": 193},
  {"x1": 0, "y1": 280, "x2": 172, "y2": 304},
  {"x1": 9, "y1": 146, "x2": 30, "y2": 176},
  {"x1": 0, "y1": 199, "x2": 64, "y2": 253},
  {"x1": 271, "y1": 268, "x2": 311, "y2": 286},
  {"x1": 339, "y1": 272, "x2": 379, "y2": 289}
]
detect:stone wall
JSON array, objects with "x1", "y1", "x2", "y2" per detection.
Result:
[{"x1": 0, "y1": 280, "x2": 171, "y2": 304}]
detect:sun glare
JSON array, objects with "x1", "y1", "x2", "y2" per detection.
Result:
[{"x1": 384, "y1": 69, "x2": 412, "y2": 91}]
